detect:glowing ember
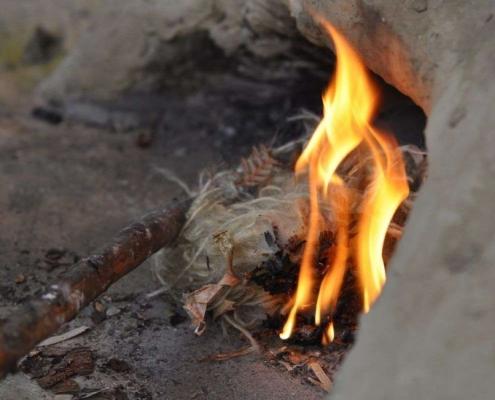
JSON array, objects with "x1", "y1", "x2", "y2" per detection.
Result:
[{"x1": 280, "y1": 21, "x2": 409, "y2": 343}]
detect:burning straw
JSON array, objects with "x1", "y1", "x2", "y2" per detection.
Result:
[
  {"x1": 152, "y1": 140, "x2": 425, "y2": 349},
  {"x1": 151, "y1": 21, "x2": 427, "y2": 353}
]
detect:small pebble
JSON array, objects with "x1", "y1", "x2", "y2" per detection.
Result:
[
  {"x1": 15, "y1": 274, "x2": 26, "y2": 284},
  {"x1": 94, "y1": 301, "x2": 106, "y2": 313},
  {"x1": 106, "y1": 306, "x2": 121, "y2": 317}
]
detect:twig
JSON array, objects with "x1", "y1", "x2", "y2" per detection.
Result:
[
  {"x1": 0, "y1": 199, "x2": 191, "y2": 378},
  {"x1": 308, "y1": 360, "x2": 332, "y2": 392},
  {"x1": 200, "y1": 346, "x2": 255, "y2": 362}
]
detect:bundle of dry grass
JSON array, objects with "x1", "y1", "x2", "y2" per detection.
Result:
[
  {"x1": 152, "y1": 144, "x2": 313, "y2": 336},
  {"x1": 151, "y1": 138, "x2": 426, "y2": 346}
]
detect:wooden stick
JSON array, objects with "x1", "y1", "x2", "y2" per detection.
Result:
[{"x1": 0, "y1": 199, "x2": 191, "y2": 378}]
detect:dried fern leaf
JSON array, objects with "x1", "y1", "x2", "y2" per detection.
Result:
[{"x1": 236, "y1": 145, "x2": 281, "y2": 188}]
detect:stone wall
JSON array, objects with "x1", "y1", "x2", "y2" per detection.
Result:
[{"x1": 35, "y1": 0, "x2": 302, "y2": 105}]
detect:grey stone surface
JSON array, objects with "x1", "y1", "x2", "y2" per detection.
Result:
[
  {"x1": 35, "y1": 0, "x2": 300, "y2": 106},
  {"x1": 290, "y1": 0, "x2": 495, "y2": 112},
  {"x1": 0, "y1": 0, "x2": 104, "y2": 108},
  {"x1": 29, "y1": 0, "x2": 493, "y2": 112},
  {"x1": 0, "y1": 0, "x2": 101, "y2": 50}
]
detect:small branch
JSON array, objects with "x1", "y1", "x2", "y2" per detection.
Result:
[{"x1": 0, "y1": 199, "x2": 191, "y2": 378}]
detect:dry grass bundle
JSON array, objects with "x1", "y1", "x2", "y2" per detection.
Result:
[
  {"x1": 150, "y1": 142, "x2": 316, "y2": 343},
  {"x1": 151, "y1": 136, "x2": 426, "y2": 349}
]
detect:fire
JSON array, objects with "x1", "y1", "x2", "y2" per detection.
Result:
[{"x1": 280, "y1": 22, "x2": 409, "y2": 342}]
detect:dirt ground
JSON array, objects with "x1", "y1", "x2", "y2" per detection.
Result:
[
  {"x1": 0, "y1": 75, "x2": 331, "y2": 399},
  {"x1": 0, "y1": 47, "x2": 425, "y2": 399}
]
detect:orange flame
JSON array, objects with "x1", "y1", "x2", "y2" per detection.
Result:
[
  {"x1": 322, "y1": 322, "x2": 335, "y2": 346},
  {"x1": 280, "y1": 21, "x2": 409, "y2": 343}
]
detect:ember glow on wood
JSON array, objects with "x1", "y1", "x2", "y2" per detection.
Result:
[{"x1": 280, "y1": 21, "x2": 409, "y2": 342}]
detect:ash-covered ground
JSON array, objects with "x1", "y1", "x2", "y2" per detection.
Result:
[
  {"x1": 0, "y1": 79, "x2": 331, "y2": 399},
  {"x1": 0, "y1": 46, "x2": 424, "y2": 398}
]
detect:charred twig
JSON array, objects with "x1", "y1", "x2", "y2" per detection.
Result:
[{"x1": 0, "y1": 199, "x2": 191, "y2": 378}]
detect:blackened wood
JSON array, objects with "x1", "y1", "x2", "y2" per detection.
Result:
[{"x1": 0, "y1": 199, "x2": 191, "y2": 378}]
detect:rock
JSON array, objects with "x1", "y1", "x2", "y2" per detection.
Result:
[
  {"x1": 0, "y1": 0, "x2": 109, "y2": 60},
  {"x1": 36, "y1": 0, "x2": 217, "y2": 104},
  {"x1": 35, "y1": 0, "x2": 300, "y2": 108},
  {"x1": 106, "y1": 306, "x2": 121, "y2": 317},
  {"x1": 21, "y1": 27, "x2": 62, "y2": 65},
  {"x1": 32, "y1": 0, "x2": 488, "y2": 116},
  {"x1": 0, "y1": 0, "x2": 105, "y2": 105},
  {"x1": 285, "y1": 3, "x2": 495, "y2": 400}
]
